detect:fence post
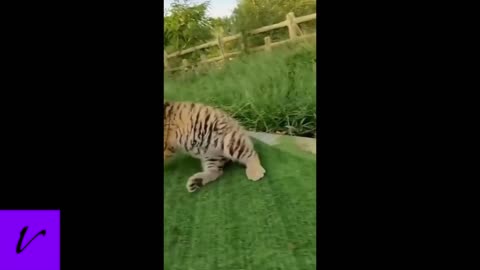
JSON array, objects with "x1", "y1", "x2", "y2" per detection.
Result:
[
  {"x1": 286, "y1": 12, "x2": 298, "y2": 40},
  {"x1": 164, "y1": 50, "x2": 170, "y2": 70},
  {"x1": 180, "y1": 59, "x2": 189, "y2": 79},
  {"x1": 217, "y1": 35, "x2": 226, "y2": 62},
  {"x1": 200, "y1": 54, "x2": 208, "y2": 72},
  {"x1": 181, "y1": 59, "x2": 189, "y2": 71},
  {"x1": 239, "y1": 32, "x2": 247, "y2": 53},
  {"x1": 264, "y1": 36, "x2": 272, "y2": 52}
]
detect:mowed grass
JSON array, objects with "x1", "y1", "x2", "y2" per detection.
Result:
[
  {"x1": 164, "y1": 140, "x2": 316, "y2": 270},
  {"x1": 164, "y1": 43, "x2": 316, "y2": 137}
]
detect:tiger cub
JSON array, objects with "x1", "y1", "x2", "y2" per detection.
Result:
[{"x1": 164, "y1": 101, "x2": 266, "y2": 192}]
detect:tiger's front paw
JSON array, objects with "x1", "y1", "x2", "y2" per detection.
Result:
[
  {"x1": 246, "y1": 163, "x2": 266, "y2": 181},
  {"x1": 186, "y1": 174, "x2": 205, "y2": 192}
]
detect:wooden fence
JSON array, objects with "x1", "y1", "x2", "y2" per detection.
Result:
[{"x1": 164, "y1": 12, "x2": 316, "y2": 73}]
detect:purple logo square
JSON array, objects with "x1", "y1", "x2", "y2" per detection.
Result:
[{"x1": 0, "y1": 210, "x2": 60, "y2": 270}]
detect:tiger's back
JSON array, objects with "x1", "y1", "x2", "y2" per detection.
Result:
[{"x1": 164, "y1": 101, "x2": 265, "y2": 192}]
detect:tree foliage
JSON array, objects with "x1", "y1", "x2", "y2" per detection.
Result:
[
  {"x1": 231, "y1": 0, "x2": 316, "y2": 34},
  {"x1": 163, "y1": 0, "x2": 316, "y2": 55},
  {"x1": 164, "y1": 0, "x2": 214, "y2": 51}
]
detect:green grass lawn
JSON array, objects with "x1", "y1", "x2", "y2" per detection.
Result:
[{"x1": 164, "y1": 140, "x2": 316, "y2": 270}]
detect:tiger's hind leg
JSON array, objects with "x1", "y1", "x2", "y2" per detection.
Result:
[{"x1": 186, "y1": 156, "x2": 230, "y2": 192}]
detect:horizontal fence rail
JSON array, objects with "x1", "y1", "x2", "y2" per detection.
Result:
[{"x1": 164, "y1": 12, "x2": 316, "y2": 73}]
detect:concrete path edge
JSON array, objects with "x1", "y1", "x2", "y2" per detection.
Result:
[{"x1": 248, "y1": 131, "x2": 316, "y2": 155}]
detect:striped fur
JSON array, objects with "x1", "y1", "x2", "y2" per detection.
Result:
[{"x1": 164, "y1": 101, "x2": 266, "y2": 192}]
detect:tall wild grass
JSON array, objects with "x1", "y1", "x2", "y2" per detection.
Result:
[{"x1": 164, "y1": 43, "x2": 316, "y2": 137}]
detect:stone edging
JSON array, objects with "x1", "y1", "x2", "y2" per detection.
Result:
[{"x1": 248, "y1": 132, "x2": 316, "y2": 155}]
